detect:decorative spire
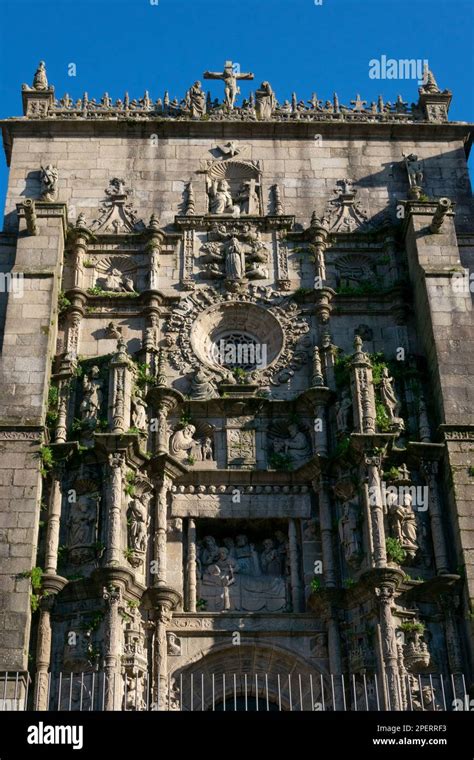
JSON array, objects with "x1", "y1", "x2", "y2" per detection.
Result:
[
  {"x1": 272, "y1": 184, "x2": 283, "y2": 216},
  {"x1": 311, "y1": 346, "x2": 324, "y2": 387},
  {"x1": 420, "y1": 66, "x2": 440, "y2": 94},
  {"x1": 32, "y1": 61, "x2": 48, "y2": 91},
  {"x1": 185, "y1": 181, "x2": 195, "y2": 216}
]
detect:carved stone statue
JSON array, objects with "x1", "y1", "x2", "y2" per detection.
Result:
[
  {"x1": 208, "y1": 179, "x2": 238, "y2": 215},
  {"x1": 169, "y1": 425, "x2": 214, "y2": 461},
  {"x1": 124, "y1": 675, "x2": 146, "y2": 711},
  {"x1": 127, "y1": 494, "x2": 151, "y2": 552},
  {"x1": 272, "y1": 423, "x2": 311, "y2": 464},
  {"x1": 104, "y1": 268, "x2": 135, "y2": 292},
  {"x1": 387, "y1": 490, "x2": 418, "y2": 559},
  {"x1": 224, "y1": 236, "x2": 245, "y2": 279},
  {"x1": 260, "y1": 539, "x2": 281, "y2": 575},
  {"x1": 185, "y1": 80, "x2": 206, "y2": 118},
  {"x1": 403, "y1": 153, "x2": 424, "y2": 189},
  {"x1": 199, "y1": 534, "x2": 217, "y2": 562},
  {"x1": 68, "y1": 495, "x2": 97, "y2": 549},
  {"x1": 40, "y1": 165, "x2": 59, "y2": 201},
  {"x1": 131, "y1": 390, "x2": 148, "y2": 432},
  {"x1": 190, "y1": 367, "x2": 218, "y2": 400},
  {"x1": 198, "y1": 532, "x2": 288, "y2": 612},
  {"x1": 335, "y1": 390, "x2": 352, "y2": 433},
  {"x1": 80, "y1": 366, "x2": 103, "y2": 426},
  {"x1": 380, "y1": 367, "x2": 404, "y2": 430},
  {"x1": 67, "y1": 494, "x2": 98, "y2": 564},
  {"x1": 255, "y1": 81, "x2": 275, "y2": 120},
  {"x1": 203, "y1": 61, "x2": 254, "y2": 110},
  {"x1": 338, "y1": 500, "x2": 361, "y2": 565}
]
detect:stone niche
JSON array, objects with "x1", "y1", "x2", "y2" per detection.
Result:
[{"x1": 194, "y1": 518, "x2": 292, "y2": 613}]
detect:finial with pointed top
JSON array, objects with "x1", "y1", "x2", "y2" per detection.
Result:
[
  {"x1": 420, "y1": 65, "x2": 440, "y2": 94},
  {"x1": 148, "y1": 213, "x2": 160, "y2": 231},
  {"x1": 75, "y1": 212, "x2": 88, "y2": 229},
  {"x1": 32, "y1": 61, "x2": 48, "y2": 91}
]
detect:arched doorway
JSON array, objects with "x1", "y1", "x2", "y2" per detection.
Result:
[{"x1": 171, "y1": 642, "x2": 326, "y2": 712}]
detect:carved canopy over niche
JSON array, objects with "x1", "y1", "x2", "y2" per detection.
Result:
[
  {"x1": 165, "y1": 287, "x2": 310, "y2": 386},
  {"x1": 204, "y1": 159, "x2": 263, "y2": 216}
]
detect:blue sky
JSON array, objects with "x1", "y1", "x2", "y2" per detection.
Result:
[{"x1": 0, "y1": 0, "x2": 473, "y2": 227}]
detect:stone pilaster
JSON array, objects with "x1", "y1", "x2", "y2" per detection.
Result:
[
  {"x1": 317, "y1": 476, "x2": 337, "y2": 587},
  {"x1": 288, "y1": 519, "x2": 302, "y2": 612},
  {"x1": 103, "y1": 584, "x2": 123, "y2": 710},
  {"x1": 153, "y1": 475, "x2": 172, "y2": 587},
  {"x1": 108, "y1": 338, "x2": 133, "y2": 434},
  {"x1": 376, "y1": 585, "x2": 401, "y2": 710},
  {"x1": 106, "y1": 453, "x2": 125, "y2": 567},
  {"x1": 365, "y1": 456, "x2": 387, "y2": 568},
  {"x1": 351, "y1": 336, "x2": 376, "y2": 434},
  {"x1": 186, "y1": 518, "x2": 197, "y2": 612},
  {"x1": 44, "y1": 464, "x2": 65, "y2": 575}
]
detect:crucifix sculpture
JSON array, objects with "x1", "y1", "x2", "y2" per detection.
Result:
[{"x1": 203, "y1": 60, "x2": 254, "y2": 110}]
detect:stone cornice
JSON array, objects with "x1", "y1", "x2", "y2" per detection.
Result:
[{"x1": 2, "y1": 119, "x2": 474, "y2": 165}]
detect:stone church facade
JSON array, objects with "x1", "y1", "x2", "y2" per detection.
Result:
[{"x1": 0, "y1": 61, "x2": 473, "y2": 710}]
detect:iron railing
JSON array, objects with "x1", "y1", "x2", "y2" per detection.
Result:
[{"x1": 0, "y1": 670, "x2": 470, "y2": 712}]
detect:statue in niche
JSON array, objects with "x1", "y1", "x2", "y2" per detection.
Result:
[
  {"x1": 225, "y1": 236, "x2": 245, "y2": 279},
  {"x1": 198, "y1": 533, "x2": 288, "y2": 612},
  {"x1": 190, "y1": 367, "x2": 218, "y2": 400},
  {"x1": 408, "y1": 677, "x2": 441, "y2": 711},
  {"x1": 208, "y1": 178, "x2": 238, "y2": 215},
  {"x1": 403, "y1": 153, "x2": 424, "y2": 189},
  {"x1": 235, "y1": 534, "x2": 260, "y2": 575},
  {"x1": 338, "y1": 499, "x2": 361, "y2": 566},
  {"x1": 169, "y1": 425, "x2": 214, "y2": 462},
  {"x1": 260, "y1": 539, "x2": 281, "y2": 575},
  {"x1": 387, "y1": 491, "x2": 419, "y2": 559},
  {"x1": 124, "y1": 675, "x2": 146, "y2": 711},
  {"x1": 201, "y1": 436, "x2": 214, "y2": 460},
  {"x1": 185, "y1": 80, "x2": 206, "y2": 118},
  {"x1": 272, "y1": 423, "x2": 312, "y2": 464},
  {"x1": 223, "y1": 537, "x2": 236, "y2": 558},
  {"x1": 40, "y1": 165, "x2": 59, "y2": 201},
  {"x1": 80, "y1": 366, "x2": 103, "y2": 426},
  {"x1": 200, "y1": 535, "x2": 220, "y2": 568},
  {"x1": 127, "y1": 493, "x2": 151, "y2": 553},
  {"x1": 310, "y1": 634, "x2": 328, "y2": 658},
  {"x1": 380, "y1": 367, "x2": 404, "y2": 429},
  {"x1": 67, "y1": 494, "x2": 98, "y2": 563},
  {"x1": 103, "y1": 268, "x2": 135, "y2": 293},
  {"x1": 202, "y1": 549, "x2": 237, "y2": 611},
  {"x1": 255, "y1": 81, "x2": 276, "y2": 120},
  {"x1": 335, "y1": 390, "x2": 352, "y2": 433},
  {"x1": 131, "y1": 390, "x2": 148, "y2": 433}
]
